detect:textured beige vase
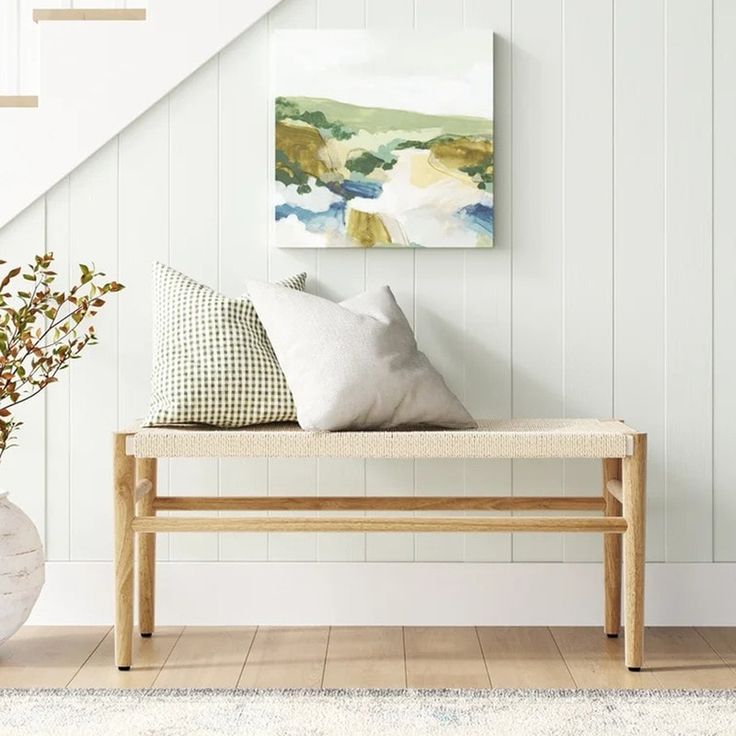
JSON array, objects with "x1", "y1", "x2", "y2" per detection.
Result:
[{"x1": 0, "y1": 491, "x2": 45, "y2": 646}]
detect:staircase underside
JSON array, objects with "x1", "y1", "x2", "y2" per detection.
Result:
[{"x1": 0, "y1": 0, "x2": 282, "y2": 228}]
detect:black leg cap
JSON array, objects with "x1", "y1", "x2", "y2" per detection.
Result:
[
  {"x1": 628, "y1": 666, "x2": 641, "y2": 672},
  {"x1": 117, "y1": 666, "x2": 131, "y2": 672},
  {"x1": 141, "y1": 633, "x2": 152, "y2": 638},
  {"x1": 606, "y1": 633, "x2": 619, "y2": 638}
]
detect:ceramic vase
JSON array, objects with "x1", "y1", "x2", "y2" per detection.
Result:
[{"x1": 0, "y1": 491, "x2": 45, "y2": 646}]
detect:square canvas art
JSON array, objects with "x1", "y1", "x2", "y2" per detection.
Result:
[{"x1": 271, "y1": 30, "x2": 494, "y2": 248}]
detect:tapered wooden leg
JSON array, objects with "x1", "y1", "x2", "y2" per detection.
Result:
[
  {"x1": 136, "y1": 457, "x2": 157, "y2": 638},
  {"x1": 603, "y1": 458, "x2": 621, "y2": 636},
  {"x1": 623, "y1": 434, "x2": 647, "y2": 670},
  {"x1": 114, "y1": 433, "x2": 135, "y2": 670},
  {"x1": 603, "y1": 458, "x2": 622, "y2": 637}
]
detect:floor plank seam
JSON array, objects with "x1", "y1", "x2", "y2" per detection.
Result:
[
  {"x1": 474, "y1": 627, "x2": 493, "y2": 688},
  {"x1": 694, "y1": 628, "x2": 736, "y2": 678},
  {"x1": 401, "y1": 627, "x2": 408, "y2": 689},
  {"x1": 235, "y1": 626, "x2": 259, "y2": 689},
  {"x1": 320, "y1": 627, "x2": 332, "y2": 689},
  {"x1": 65, "y1": 627, "x2": 112, "y2": 688},
  {"x1": 548, "y1": 627, "x2": 578, "y2": 688},
  {"x1": 150, "y1": 626, "x2": 186, "y2": 689}
]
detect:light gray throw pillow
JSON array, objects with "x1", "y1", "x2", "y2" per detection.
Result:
[{"x1": 246, "y1": 281, "x2": 476, "y2": 431}]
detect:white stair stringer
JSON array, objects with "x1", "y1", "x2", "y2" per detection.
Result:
[{"x1": 0, "y1": 0, "x2": 283, "y2": 228}]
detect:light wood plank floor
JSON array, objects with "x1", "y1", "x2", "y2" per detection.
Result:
[{"x1": 1, "y1": 627, "x2": 735, "y2": 689}]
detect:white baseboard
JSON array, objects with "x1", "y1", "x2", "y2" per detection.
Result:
[{"x1": 27, "y1": 561, "x2": 736, "y2": 626}]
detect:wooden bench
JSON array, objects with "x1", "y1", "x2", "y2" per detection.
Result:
[{"x1": 113, "y1": 419, "x2": 646, "y2": 671}]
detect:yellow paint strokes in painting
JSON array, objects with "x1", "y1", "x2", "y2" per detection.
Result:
[
  {"x1": 431, "y1": 137, "x2": 493, "y2": 170},
  {"x1": 409, "y1": 150, "x2": 448, "y2": 188},
  {"x1": 275, "y1": 121, "x2": 330, "y2": 179},
  {"x1": 347, "y1": 208, "x2": 392, "y2": 247}
]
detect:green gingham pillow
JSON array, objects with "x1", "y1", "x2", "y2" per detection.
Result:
[{"x1": 145, "y1": 262, "x2": 306, "y2": 427}]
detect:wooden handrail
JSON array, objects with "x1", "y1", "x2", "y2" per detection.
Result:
[
  {"x1": 0, "y1": 96, "x2": 38, "y2": 108},
  {"x1": 33, "y1": 9, "x2": 146, "y2": 22}
]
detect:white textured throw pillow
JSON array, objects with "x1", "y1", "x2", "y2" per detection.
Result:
[
  {"x1": 246, "y1": 281, "x2": 476, "y2": 431},
  {"x1": 146, "y1": 264, "x2": 306, "y2": 428}
]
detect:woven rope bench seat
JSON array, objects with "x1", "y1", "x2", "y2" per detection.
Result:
[
  {"x1": 127, "y1": 418, "x2": 638, "y2": 460},
  {"x1": 113, "y1": 419, "x2": 647, "y2": 671}
]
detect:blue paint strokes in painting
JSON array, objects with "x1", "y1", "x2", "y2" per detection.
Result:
[
  {"x1": 275, "y1": 201, "x2": 346, "y2": 232},
  {"x1": 456, "y1": 203, "x2": 493, "y2": 237},
  {"x1": 327, "y1": 179, "x2": 383, "y2": 200}
]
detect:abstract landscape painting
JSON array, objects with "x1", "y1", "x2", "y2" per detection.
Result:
[{"x1": 271, "y1": 31, "x2": 494, "y2": 248}]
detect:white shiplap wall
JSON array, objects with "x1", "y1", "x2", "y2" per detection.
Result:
[{"x1": 0, "y1": 0, "x2": 733, "y2": 571}]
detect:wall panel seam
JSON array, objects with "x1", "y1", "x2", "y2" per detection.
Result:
[
  {"x1": 710, "y1": 0, "x2": 715, "y2": 563},
  {"x1": 663, "y1": 0, "x2": 669, "y2": 561}
]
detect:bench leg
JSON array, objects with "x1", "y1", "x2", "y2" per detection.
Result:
[
  {"x1": 136, "y1": 458, "x2": 157, "y2": 638},
  {"x1": 114, "y1": 433, "x2": 135, "y2": 670},
  {"x1": 603, "y1": 458, "x2": 622, "y2": 637},
  {"x1": 623, "y1": 434, "x2": 647, "y2": 671}
]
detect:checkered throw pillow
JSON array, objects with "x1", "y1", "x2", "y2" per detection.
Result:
[{"x1": 145, "y1": 263, "x2": 306, "y2": 427}]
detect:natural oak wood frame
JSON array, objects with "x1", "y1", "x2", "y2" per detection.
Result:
[{"x1": 113, "y1": 431, "x2": 646, "y2": 672}]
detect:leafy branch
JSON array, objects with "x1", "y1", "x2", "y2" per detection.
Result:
[{"x1": 0, "y1": 252, "x2": 123, "y2": 461}]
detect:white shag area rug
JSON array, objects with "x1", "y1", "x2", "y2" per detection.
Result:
[{"x1": 0, "y1": 688, "x2": 735, "y2": 736}]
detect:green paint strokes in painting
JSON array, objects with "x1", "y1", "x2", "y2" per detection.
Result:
[{"x1": 281, "y1": 96, "x2": 492, "y2": 138}]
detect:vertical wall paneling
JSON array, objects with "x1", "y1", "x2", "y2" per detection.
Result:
[
  {"x1": 68, "y1": 141, "x2": 119, "y2": 560},
  {"x1": 44, "y1": 179, "x2": 71, "y2": 560},
  {"x1": 365, "y1": 0, "x2": 413, "y2": 28},
  {"x1": 313, "y1": 0, "x2": 368, "y2": 562},
  {"x1": 118, "y1": 98, "x2": 171, "y2": 560},
  {"x1": 316, "y1": 0, "x2": 366, "y2": 28},
  {"x1": 613, "y1": 0, "x2": 666, "y2": 560},
  {"x1": 266, "y1": 0, "x2": 320, "y2": 561},
  {"x1": 18, "y1": 0, "x2": 41, "y2": 94},
  {"x1": 0, "y1": 1, "x2": 19, "y2": 93},
  {"x1": 714, "y1": 0, "x2": 736, "y2": 561},
  {"x1": 410, "y1": 142, "x2": 467, "y2": 559},
  {"x1": 561, "y1": 0, "x2": 613, "y2": 562},
  {"x1": 462, "y1": 0, "x2": 513, "y2": 562},
  {"x1": 218, "y1": 23, "x2": 270, "y2": 561},
  {"x1": 219, "y1": 457, "x2": 269, "y2": 561},
  {"x1": 413, "y1": 0, "x2": 467, "y2": 563},
  {"x1": 168, "y1": 58, "x2": 220, "y2": 561},
  {"x1": 266, "y1": 459, "x2": 318, "y2": 561},
  {"x1": 0, "y1": 199, "x2": 46, "y2": 543},
  {"x1": 219, "y1": 24, "x2": 270, "y2": 294},
  {"x1": 10, "y1": 0, "x2": 71, "y2": 94},
  {"x1": 316, "y1": 458, "x2": 366, "y2": 561},
  {"x1": 511, "y1": 0, "x2": 564, "y2": 561},
  {"x1": 415, "y1": 0, "x2": 463, "y2": 27},
  {"x1": 265, "y1": 0, "x2": 319, "y2": 288},
  {"x1": 365, "y1": 460, "x2": 415, "y2": 561},
  {"x1": 664, "y1": 0, "x2": 713, "y2": 561},
  {"x1": 1, "y1": 0, "x2": 730, "y2": 578},
  {"x1": 363, "y1": 0, "x2": 416, "y2": 562},
  {"x1": 0, "y1": 0, "x2": 76, "y2": 92},
  {"x1": 118, "y1": 100, "x2": 169, "y2": 429}
]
